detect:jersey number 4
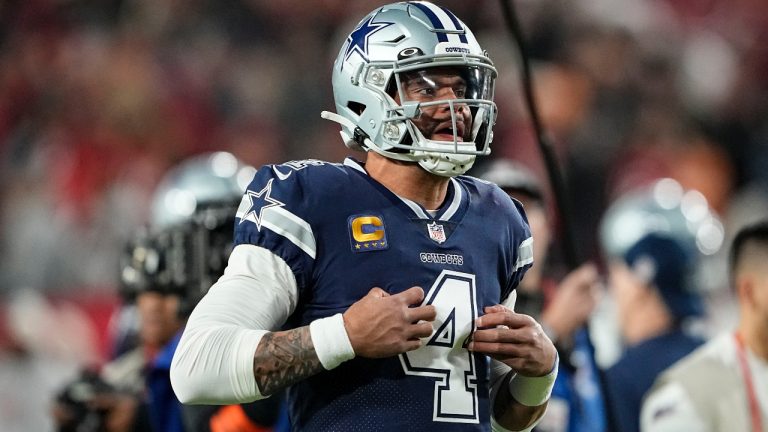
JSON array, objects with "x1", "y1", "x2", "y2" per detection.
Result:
[{"x1": 399, "y1": 270, "x2": 480, "y2": 424}]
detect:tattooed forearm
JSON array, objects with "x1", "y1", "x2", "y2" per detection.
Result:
[{"x1": 253, "y1": 326, "x2": 325, "y2": 395}]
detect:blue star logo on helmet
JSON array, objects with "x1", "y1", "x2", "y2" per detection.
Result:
[{"x1": 344, "y1": 16, "x2": 393, "y2": 63}]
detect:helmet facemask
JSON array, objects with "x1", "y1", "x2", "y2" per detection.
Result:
[{"x1": 387, "y1": 62, "x2": 497, "y2": 176}]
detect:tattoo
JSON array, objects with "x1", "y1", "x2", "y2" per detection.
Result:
[{"x1": 253, "y1": 327, "x2": 325, "y2": 395}]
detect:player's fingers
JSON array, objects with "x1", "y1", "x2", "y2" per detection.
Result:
[
  {"x1": 470, "y1": 326, "x2": 538, "y2": 345},
  {"x1": 367, "y1": 287, "x2": 389, "y2": 298},
  {"x1": 408, "y1": 304, "x2": 436, "y2": 322},
  {"x1": 483, "y1": 304, "x2": 509, "y2": 314},
  {"x1": 394, "y1": 286, "x2": 425, "y2": 305},
  {"x1": 402, "y1": 339, "x2": 424, "y2": 352},
  {"x1": 408, "y1": 321, "x2": 434, "y2": 339},
  {"x1": 477, "y1": 308, "x2": 535, "y2": 329},
  {"x1": 467, "y1": 339, "x2": 526, "y2": 357}
]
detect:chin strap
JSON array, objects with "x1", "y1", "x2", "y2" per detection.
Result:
[
  {"x1": 321, "y1": 111, "x2": 369, "y2": 150},
  {"x1": 321, "y1": 111, "x2": 416, "y2": 163},
  {"x1": 320, "y1": 110, "x2": 355, "y2": 131}
]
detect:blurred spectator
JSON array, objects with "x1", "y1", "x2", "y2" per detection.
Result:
[
  {"x1": 641, "y1": 220, "x2": 768, "y2": 432},
  {"x1": 480, "y1": 159, "x2": 607, "y2": 432},
  {"x1": 599, "y1": 178, "x2": 723, "y2": 432}
]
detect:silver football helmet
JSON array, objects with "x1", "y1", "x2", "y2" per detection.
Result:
[
  {"x1": 600, "y1": 178, "x2": 725, "y2": 318},
  {"x1": 322, "y1": 1, "x2": 497, "y2": 177},
  {"x1": 121, "y1": 151, "x2": 255, "y2": 309},
  {"x1": 600, "y1": 178, "x2": 724, "y2": 259},
  {"x1": 150, "y1": 151, "x2": 255, "y2": 229}
]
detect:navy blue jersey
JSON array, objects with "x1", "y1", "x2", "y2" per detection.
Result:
[
  {"x1": 234, "y1": 158, "x2": 533, "y2": 431},
  {"x1": 604, "y1": 330, "x2": 704, "y2": 432}
]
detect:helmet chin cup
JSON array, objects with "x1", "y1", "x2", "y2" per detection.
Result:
[{"x1": 411, "y1": 129, "x2": 477, "y2": 176}]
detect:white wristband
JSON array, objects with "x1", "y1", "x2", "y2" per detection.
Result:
[
  {"x1": 508, "y1": 355, "x2": 558, "y2": 407},
  {"x1": 309, "y1": 313, "x2": 355, "y2": 370}
]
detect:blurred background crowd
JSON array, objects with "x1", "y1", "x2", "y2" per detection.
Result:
[{"x1": 0, "y1": 0, "x2": 766, "y2": 430}]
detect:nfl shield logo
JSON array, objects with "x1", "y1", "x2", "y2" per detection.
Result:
[{"x1": 427, "y1": 221, "x2": 446, "y2": 244}]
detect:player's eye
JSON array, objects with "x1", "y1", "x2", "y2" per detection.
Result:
[{"x1": 415, "y1": 87, "x2": 436, "y2": 97}]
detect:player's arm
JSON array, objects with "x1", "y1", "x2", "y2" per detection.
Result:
[
  {"x1": 170, "y1": 245, "x2": 436, "y2": 403},
  {"x1": 170, "y1": 244, "x2": 298, "y2": 404},
  {"x1": 252, "y1": 284, "x2": 435, "y2": 396},
  {"x1": 470, "y1": 304, "x2": 558, "y2": 431}
]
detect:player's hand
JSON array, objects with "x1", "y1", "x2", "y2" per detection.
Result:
[
  {"x1": 541, "y1": 262, "x2": 601, "y2": 341},
  {"x1": 468, "y1": 305, "x2": 557, "y2": 377},
  {"x1": 343, "y1": 286, "x2": 436, "y2": 358}
]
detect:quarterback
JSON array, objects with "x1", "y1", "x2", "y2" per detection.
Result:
[{"x1": 170, "y1": 2, "x2": 557, "y2": 431}]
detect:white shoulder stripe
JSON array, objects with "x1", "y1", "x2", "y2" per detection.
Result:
[
  {"x1": 514, "y1": 237, "x2": 534, "y2": 271},
  {"x1": 264, "y1": 207, "x2": 316, "y2": 259},
  {"x1": 237, "y1": 204, "x2": 316, "y2": 259}
]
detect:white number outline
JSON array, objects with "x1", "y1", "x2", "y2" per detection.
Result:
[{"x1": 399, "y1": 270, "x2": 480, "y2": 423}]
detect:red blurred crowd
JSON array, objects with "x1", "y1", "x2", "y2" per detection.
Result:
[{"x1": 0, "y1": 0, "x2": 766, "y2": 430}]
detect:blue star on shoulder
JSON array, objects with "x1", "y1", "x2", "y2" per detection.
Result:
[
  {"x1": 239, "y1": 178, "x2": 284, "y2": 231},
  {"x1": 344, "y1": 16, "x2": 393, "y2": 62}
]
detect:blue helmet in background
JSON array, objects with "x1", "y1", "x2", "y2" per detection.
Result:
[{"x1": 600, "y1": 178, "x2": 724, "y2": 319}]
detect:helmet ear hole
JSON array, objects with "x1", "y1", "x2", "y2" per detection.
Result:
[
  {"x1": 347, "y1": 101, "x2": 366, "y2": 115},
  {"x1": 385, "y1": 79, "x2": 398, "y2": 98}
]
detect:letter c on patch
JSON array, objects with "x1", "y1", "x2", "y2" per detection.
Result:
[{"x1": 351, "y1": 216, "x2": 384, "y2": 242}]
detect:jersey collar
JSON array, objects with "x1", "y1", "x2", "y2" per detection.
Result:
[{"x1": 343, "y1": 157, "x2": 469, "y2": 222}]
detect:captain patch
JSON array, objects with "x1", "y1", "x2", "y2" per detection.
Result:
[{"x1": 349, "y1": 214, "x2": 389, "y2": 252}]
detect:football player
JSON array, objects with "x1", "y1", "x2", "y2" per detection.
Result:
[{"x1": 171, "y1": 3, "x2": 557, "y2": 431}]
